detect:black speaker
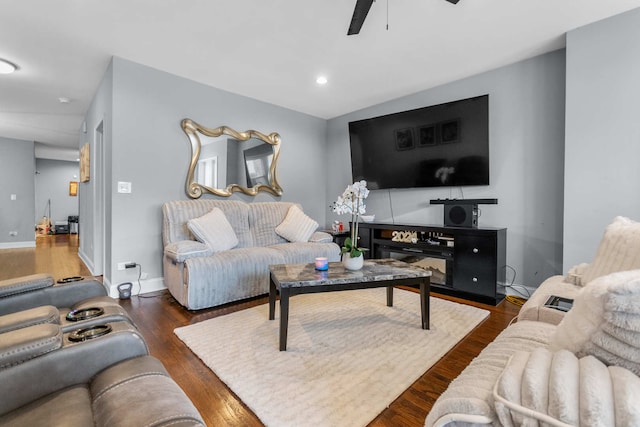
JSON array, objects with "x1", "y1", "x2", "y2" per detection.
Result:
[{"x1": 444, "y1": 204, "x2": 478, "y2": 228}]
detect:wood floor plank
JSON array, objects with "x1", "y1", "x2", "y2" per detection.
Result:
[{"x1": 0, "y1": 235, "x2": 521, "y2": 426}]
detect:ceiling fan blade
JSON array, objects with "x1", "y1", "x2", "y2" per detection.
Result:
[{"x1": 347, "y1": 0, "x2": 375, "y2": 35}]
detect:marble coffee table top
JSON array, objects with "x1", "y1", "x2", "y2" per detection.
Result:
[{"x1": 269, "y1": 258, "x2": 431, "y2": 288}]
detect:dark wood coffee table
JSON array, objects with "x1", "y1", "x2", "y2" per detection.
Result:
[{"x1": 268, "y1": 258, "x2": 431, "y2": 351}]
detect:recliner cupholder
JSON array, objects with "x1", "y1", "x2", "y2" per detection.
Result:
[
  {"x1": 68, "y1": 324, "x2": 112, "y2": 342},
  {"x1": 66, "y1": 307, "x2": 105, "y2": 322}
]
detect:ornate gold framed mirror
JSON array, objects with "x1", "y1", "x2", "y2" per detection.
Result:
[{"x1": 181, "y1": 119, "x2": 283, "y2": 198}]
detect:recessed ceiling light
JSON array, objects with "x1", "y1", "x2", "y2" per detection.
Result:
[
  {"x1": 58, "y1": 97, "x2": 71, "y2": 104},
  {"x1": 316, "y1": 76, "x2": 328, "y2": 85},
  {"x1": 0, "y1": 58, "x2": 17, "y2": 74}
]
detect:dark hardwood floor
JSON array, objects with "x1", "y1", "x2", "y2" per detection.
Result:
[{"x1": 0, "y1": 234, "x2": 521, "y2": 426}]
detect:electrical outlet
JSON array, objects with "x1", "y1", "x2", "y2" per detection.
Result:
[
  {"x1": 117, "y1": 262, "x2": 133, "y2": 271},
  {"x1": 125, "y1": 262, "x2": 137, "y2": 269}
]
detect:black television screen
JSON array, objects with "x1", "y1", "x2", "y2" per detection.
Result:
[{"x1": 349, "y1": 94, "x2": 489, "y2": 189}]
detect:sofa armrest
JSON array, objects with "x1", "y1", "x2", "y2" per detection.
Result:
[
  {"x1": 0, "y1": 279, "x2": 107, "y2": 316},
  {"x1": 90, "y1": 356, "x2": 205, "y2": 426},
  {"x1": 309, "y1": 231, "x2": 333, "y2": 243},
  {"x1": 0, "y1": 305, "x2": 59, "y2": 334},
  {"x1": 0, "y1": 274, "x2": 54, "y2": 298},
  {"x1": 164, "y1": 240, "x2": 213, "y2": 263},
  {"x1": 0, "y1": 321, "x2": 149, "y2": 415},
  {"x1": 517, "y1": 275, "x2": 582, "y2": 325},
  {"x1": 0, "y1": 324, "x2": 63, "y2": 369},
  {"x1": 493, "y1": 348, "x2": 640, "y2": 427},
  {"x1": 564, "y1": 262, "x2": 590, "y2": 286}
]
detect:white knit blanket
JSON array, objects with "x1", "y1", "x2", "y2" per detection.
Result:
[
  {"x1": 493, "y1": 348, "x2": 640, "y2": 426},
  {"x1": 550, "y1": 269, "x2": 640, "y2": 376}
]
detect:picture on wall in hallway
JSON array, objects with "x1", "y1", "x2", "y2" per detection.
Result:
[{"x1": 80, "y1": 143, "x2": 90, "y2": 182}]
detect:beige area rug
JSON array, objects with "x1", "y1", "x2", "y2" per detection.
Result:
[{"x1": 174, "y1": 288, "x2": 489, "y2": 427}]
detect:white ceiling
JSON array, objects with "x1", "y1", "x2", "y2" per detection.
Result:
[{"x1": 2, "y1": 0, "x2": 640, "y2": 161}]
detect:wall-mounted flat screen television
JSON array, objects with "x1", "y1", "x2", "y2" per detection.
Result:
[{"x1": 349, "y1": 94, "x2": 489, "y2": 190}]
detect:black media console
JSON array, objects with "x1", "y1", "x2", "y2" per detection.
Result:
[{"x1": 357, "y1": 222, "x2": 506, "y2": 305}]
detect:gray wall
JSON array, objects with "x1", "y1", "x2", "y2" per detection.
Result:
[
  {"x1": 83, "y1": 57, "x2": 328, "y2": 294},
  {"x1": 563, "y1": 8, "x2": 640, "y2": 269},
  {"x1": 35, "y1": 159, "x2": 80, "y2": 226},
  {"x1": 327, "y1": 50, "x2": 567, "y2": 290},
  {"x1": 0, "y1": 137, "x2": 36, "y2": 248},
  {"x1": 78, "y1": 61, "x2": 113, "y2": 278}
]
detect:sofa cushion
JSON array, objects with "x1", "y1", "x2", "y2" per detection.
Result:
[
  {"x1": 184, "y1": 247, "x2": 287, "y2": 310},
  {"x1": 550, "y1": 269, "x2": 640, "y2": 376},
  {"x1": 582, "y1": 216, "x2": 640, "y2": 285},
  {"x1": 249, "y1": 202, "x2": 295, "y2": 247},
  {"x1": 187, "y1": 208, "x2": 239, "y2": 253},
  {"x1": 275, "y1": 205, "x2": 319, "y2": 243}
]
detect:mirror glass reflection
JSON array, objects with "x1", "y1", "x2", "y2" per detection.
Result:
[{"x1": 182, "y1": 119, "x2": 282, "y2": 198}]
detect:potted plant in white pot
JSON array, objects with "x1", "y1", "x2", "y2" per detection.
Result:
[{"x1": 332, "y1": 180, "x2": 369, "y2": 270}]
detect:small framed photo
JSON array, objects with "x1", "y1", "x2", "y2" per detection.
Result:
[
  {"x1": 69, "y1": 181, "x2": 78, "y2": 196},
  {"x1": 80, "y1": 143, "x2": 90, "y2": 182},
  {"x1": 418, "y1": 124, "x2": 436, "y2": 146},
  {"x1": 440, "y1": 119, "x2": 459, "y2": 144},
  {"x1": 395, "y1": 127, "x2": 415, "y2": 151}
]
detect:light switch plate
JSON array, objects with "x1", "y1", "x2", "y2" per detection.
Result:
[{"x1": 117, "y1": 181, "x2": 132, "y2": 194}]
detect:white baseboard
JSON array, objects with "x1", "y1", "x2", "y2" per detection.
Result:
[
  {"x1": 106, "y1": 276, "x2": 166, "y2": 298},
  {"x1": 77, "y1": 249, "x2": 97, "y2": 276},
  {"x1": 0, "y1": 241, "x2": 36, "y2": 249}
]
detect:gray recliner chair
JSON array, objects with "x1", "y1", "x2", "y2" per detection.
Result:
[{"x1": 0, "y1": 321, "x2": 205, "y2": 426}]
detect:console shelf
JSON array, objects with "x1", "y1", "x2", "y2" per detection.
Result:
[{"x1": 357, "y1": 222, "x2": 506, "y2": 305}]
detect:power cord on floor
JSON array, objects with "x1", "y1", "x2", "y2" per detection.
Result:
[
  {"x1": 132, "y1": 263, "x2": 160, "y2": 299},
  {"x1": 505, "y1": 295, "x2": 527, "y2": 307},
  {"x1": 503, "y1": 264, "x2": 530, "y2": 307}
]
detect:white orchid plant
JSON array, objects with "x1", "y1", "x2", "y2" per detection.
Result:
[{"x1": 332, "y1": 180, "x2": 370, "y2": 258}]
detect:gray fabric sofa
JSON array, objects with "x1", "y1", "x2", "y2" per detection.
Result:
[{"x1": 162, "y1": 200, "x2": 341, "y2": 310}]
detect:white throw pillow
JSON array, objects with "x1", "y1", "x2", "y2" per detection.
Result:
[
  {"x1": 187, "y1": 208, "x2": 239, "y2": 253},
  {"x1": 582, "y1": 216, "x2": 640, "y2": 285},
  {"x1": 549, "y1": 269, "x2": 640, "y2": 375},
  {"x1": 275, "y1": 205, "x2": 319, "y2": 243}
]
